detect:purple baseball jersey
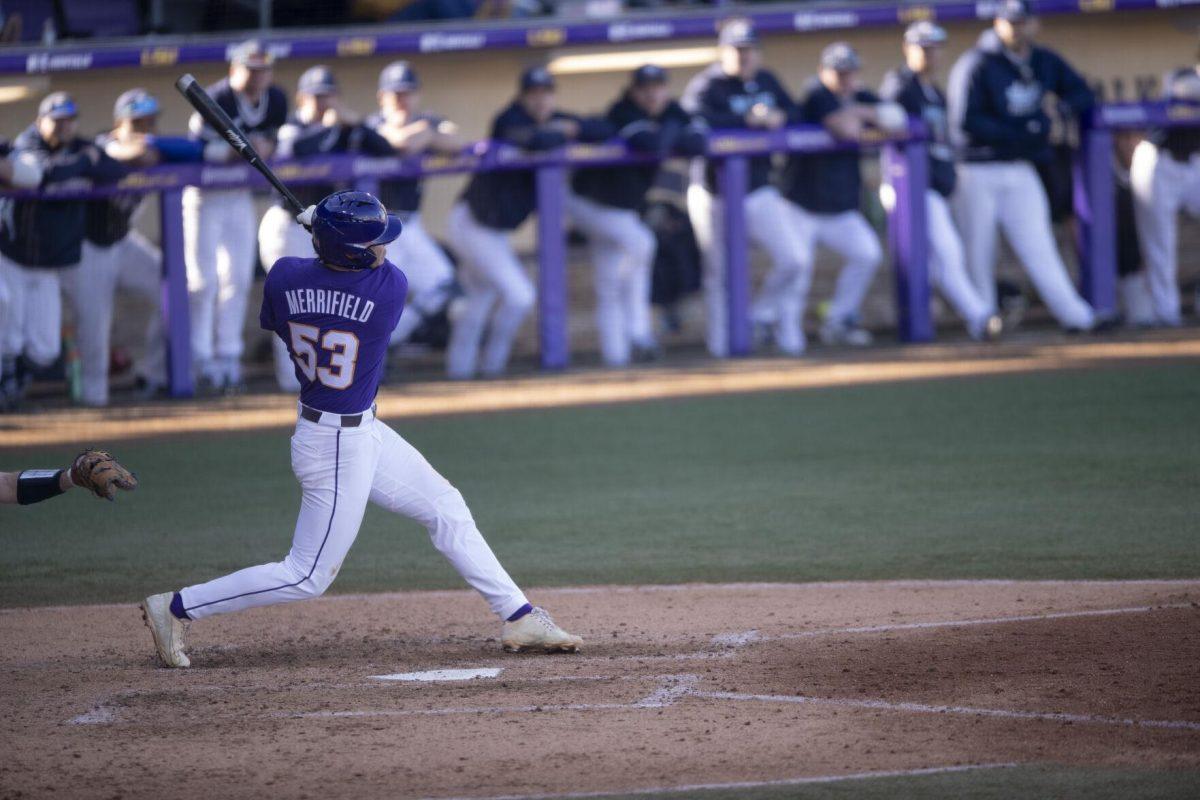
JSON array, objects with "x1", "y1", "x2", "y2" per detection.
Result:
[{"x1": 260, "y1": 256, "x2": 408, "y2": 415}]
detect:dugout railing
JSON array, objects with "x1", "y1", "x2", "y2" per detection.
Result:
[{"x1": 1, "y1": 105, "x2": 1179, "y2": 398}]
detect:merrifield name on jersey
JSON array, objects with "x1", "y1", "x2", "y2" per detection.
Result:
[{"x1": 283, "y1": 288, "x2": 376, "y2": 323}]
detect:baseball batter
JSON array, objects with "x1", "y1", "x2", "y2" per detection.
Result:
[
  {"x1": 570, "y1": 64, "x2": 707, "y2": 366},
  {"x1": 368, "y1": 61, "x2": 463, "y2": 351},
  {"x1": 1129, "y1": 64, "x2": 1200, "y2": 327},
  {"x1": 185, "y1": 40, "x2": 287, "y2": 393},
  {"x1": 142, "y1": 191, "x2": 582, "y2": 668},
  {"x1": 947, "y1": 0, "x2": 1097, "y2": 331},
  {"x1": 446, "y1": 67, "x2": 611, "y2": 379},
  {"x1": 259, "y1": 65, "x2": 394, "y2": 392},
  {"x1": 783, "y1": 43, "x2": 894, "y2": 348},
  {"x1": 681, "y1": 19, "x2": 811, "y2": 357},
  {"x1": 880, "y1": 23, "x2": 1002, "y2": 341}
]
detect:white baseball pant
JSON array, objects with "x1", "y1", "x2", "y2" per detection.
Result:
[
  {"x1": 63, "y1": 232, "x2": 166, "y2": 406},
  {"x1": 183, "y1": 187, "x2": 259, "y2": 378},
  {"x1": 954, "y1": 161, "x2": 1095, "y2": 330},
  {"x1": 1130, "y1": 140, "x2": 1200, "y2": 327},
  {"x1": 258, "y1": 204, "x2": 313, "y2": 392},
  {"x1": 387, "y1": 213, "x2": 456, "y2": 347},
  {"x1": 783, "y1": 204, "x2": 883, "y2": 328},
  {"x1": 925, "y1": 190, "x2": 992, "y2": 336},
  {"x1": 688, "y1": 184, "x2": 812, "y2": 357},
  {"x1": 444, "y1": 202, "x2": 534, "y2": 379},
  {"x1": 567, "y1": 194, "x2": 657, "y2": 366},
  {"x1": 178, "y1": 407, "x2": 530, "y2": 622},
  {"x1": 0, "y1": 254, "x2": 69, "y2": 368},
  {"x1": 0, "y1": 258, "x2": 10, "y2": 355}
]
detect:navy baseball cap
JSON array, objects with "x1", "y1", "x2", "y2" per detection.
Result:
[
  {"x1": 904, "y1": 21, "x2": 948, "y2": 47},
  {"x1": 820, "y1": 42, "x2": 862, "y2": 72},
  {"x1": 519, "y1": 66, "x2": 556, "y2": 91},
  {"x1": 298, "y1": 65, "x2": 338, "y2": 96},
  {"x1": 229, "y1": 39, "x2": 275, "y2": 68},
  {"x1": 718, "y1": 18, "x2": 759, "y2": 48},
  {"x1": 38, "y1": 91, "x2": 77, "y2": 119},
  {"x1": 994, "y1": 0, "x2": 1033, "y2": 21},
  {"x1": 113, "y1": 88, "x2": 160, "y2": 120},
  {"x1": 379, "y1": 60, "x2": 419, "y2": 93},
  {"x1": 632, "y1": 64, "x2": 668, "y2": 86}
]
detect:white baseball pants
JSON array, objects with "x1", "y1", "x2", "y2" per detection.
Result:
[
  {"x1": 567, "y1": 194, "x2": 657, "y2": 366},
  {"x1": 183, "y1": 187, "x2": 259, "y2": 371},
  {"x1": 62, "y1": 232, "x2": 165, "y2": 406},
  {"x1": 688, "y1": 184, "x2": 812, "y2": 357},
  {"x1": 1130, "y1": 140, "x2": 1200, "y2": 327},
  {"x1": 178, "y1": 407, "x2": 530, "y2": 622},
  {"x1": 954, "y1": 161, "x2": 1095, "y2": 330},
  {"x1": 387, "y1": 213, "x2": 455, "y2": 346},
  {"x1": 925, "y1": 190, "x2": 991, "y2": 336},
  {"x1": 784, "y1": 205, "x2": 883, "y2": 328},
  {"x1": 444, "y1": 202, "x2": 534, "y2": 379},
  {"x1": 258, "y1": 204, "x2": 314, "y2": 392},
  {"x1": 0, "y1": 254, "x2": 69, "y2": 367}
]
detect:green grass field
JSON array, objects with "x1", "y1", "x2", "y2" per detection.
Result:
[{"x1": 2, "y1": 361, "x2": 1198, "y2": 607}]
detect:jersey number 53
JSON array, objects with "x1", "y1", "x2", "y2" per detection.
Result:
[{"x1": 288, "y1": 322, "x2": 359, "y2": 390}]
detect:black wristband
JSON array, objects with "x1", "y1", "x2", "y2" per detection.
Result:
[{"x1": 16, "y1": 469, "x2": 65, "y2": 505}]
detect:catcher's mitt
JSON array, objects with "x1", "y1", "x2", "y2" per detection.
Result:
[{"x1": 70, "y1": 449, "x2": 138, "y2": 501}]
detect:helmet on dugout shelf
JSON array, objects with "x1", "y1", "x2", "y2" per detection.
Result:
[{"x1": 310, "y1": 191, "x2": 403, "y2": 271}]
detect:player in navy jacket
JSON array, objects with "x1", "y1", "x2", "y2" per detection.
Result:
[
  {"x1": 141, "y1": 191, "x2": 583, "y2": 668},
  {"x1": 1129, "y1": 65, "x2": 1200, "y2": 326},
  {"x1": 72, "y1": 89, "x2": 205, "y2": 407},
  {"x1": 185, "y1": 39, "x2": 289, "y2": 393},
  {"x1": 781, "y1": 43, "x2": 904, "y2": 348},
  {"x1": 369, "y1": 61, "x2": 466, "y2": 351},
  {"x1": 258, "y1": 65, "x2": 395, "y2": 392},
  {"x1": 681, "y1": 18, "x2": 812, "y2": 358},
  {"x1": 0, "y1": 92, "x2": 124, "y2": 410},
  {"x1": 570, "y1": 64, "x2": 707, "y2": 366},
  {"x1": 947, "y1": 0, "x2": 1098, "y2": 331},
  {"x1": 446, "y1": 66, "x2": 612, "y2": 379},
  {"x1": 881, "y1": 23, "x2": 1001, "y2": 342}
]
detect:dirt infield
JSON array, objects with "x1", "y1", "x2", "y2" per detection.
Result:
[
  {"x1": 3, "y1": 333, "x2": 1200, "y2": 448},
  {"x1": 1, "y1": 580, "x2": 1197, "y2": 799}
]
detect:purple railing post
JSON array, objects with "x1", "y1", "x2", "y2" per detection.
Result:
[
  {"x1": 536, "y1": 163, "x2": 569, "y2": 370},
  {"x1": 717, "y1": 155, "x2": 751, "y2": 356},
  {"x1": 1075, "y1": 126, "x2": 1117, "y2": 316},
  {"x1": 882, "y1": 139, "x2": 934, "y2": 343},
  {"x1": 159, "y1": 188, "x2": 194, "y2": 398}
]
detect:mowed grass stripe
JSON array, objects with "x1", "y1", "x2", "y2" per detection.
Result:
[{"x1": 1, "y1": 362, "x2": 1198, "y2": 607}]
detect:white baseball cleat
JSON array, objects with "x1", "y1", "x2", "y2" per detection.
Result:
[
  {"x1": 501, "y1": 607, "x2": 583, "y2": 653},
  {"x1": 141, "y1": 592, "x2": 191, "y2": 668}
]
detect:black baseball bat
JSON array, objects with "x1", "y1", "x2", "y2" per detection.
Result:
[{"x1": 174, "y1": 73, "x2": 307, "y2": 218}]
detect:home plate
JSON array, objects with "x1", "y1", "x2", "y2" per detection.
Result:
[{"x1": 370, "y1": 668, "x2": 503, "y2": 682}]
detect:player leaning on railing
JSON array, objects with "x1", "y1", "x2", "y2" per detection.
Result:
[
  {"x1": 682, "y1": 18, "x2": 810, "y2": 359},
  {"x1": 0, "y1": 92, "x2": 124, "y2": 412},
  {"x1": 444, "y1": 66, "x2": 612, "y2": 380},
  {"x1": 569, "y1": 64, "x2": 707, "y2": 367},
  {"x1": 368, "y1": 61, "x2": 465, "y2": 355}
]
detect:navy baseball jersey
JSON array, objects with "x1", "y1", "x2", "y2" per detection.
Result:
[
  {"x1": 188, "y1": 78, "x2": 288, "y2": 146},
  {"x1": 572, "y1": 95, "x2": 706, "y2": 211},
  {"x1": 784, "y1": 79, "x2": 879, "y2": 215},
  {"x1": 260, "y1": 257, "x2": 407, "y2": 415},
  {"x1": 681, "y1": 64, "x2": 796, "y2": 193},
  {"x1": 1152, "y1": 67, "x2": 1200, "y2": 161},
  {"x1": 880, "y1": 67, "x2": 957, "y2": 198},
  {"x1": 952, "y1": 44, "x2": 1093, "y2": 163},
  {"x1": 367, "y1": 111, "x2": 444, "y2": 215},
  {"x1": 275, "y1": 116, "x2": 393, "y2": 208}
]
